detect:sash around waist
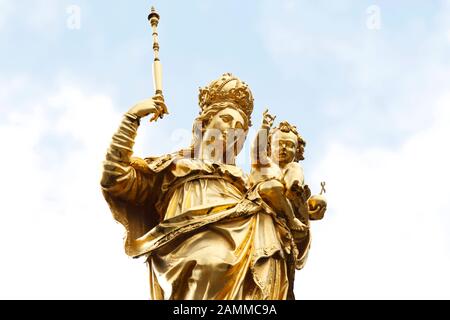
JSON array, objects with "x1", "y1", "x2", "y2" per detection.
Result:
[{"x1": 156, "y1": 174, "x2": 246, "y2": 218}]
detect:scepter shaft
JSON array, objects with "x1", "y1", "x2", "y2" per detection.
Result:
[{"x1": 148, "y1": 7, "x2": 163, "y2": 95}]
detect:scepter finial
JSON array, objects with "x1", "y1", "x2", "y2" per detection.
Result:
[
  {"x1": 147, "y1": 6, "x2": 164, "y2": 99},
  {"x1": 148, "y1": 6, "x2": 160, "y2": 24}
]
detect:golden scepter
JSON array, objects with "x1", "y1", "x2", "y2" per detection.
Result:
[{"x1": 148, "y1": 7, "x2": 168, "y2": 118}]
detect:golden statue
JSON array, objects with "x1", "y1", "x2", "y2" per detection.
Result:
[{"x1": 100, "y1": 8, "x2": 326, "y2": 300}]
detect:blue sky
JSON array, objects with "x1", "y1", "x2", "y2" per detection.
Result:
[
  {"x1": 2, "y1": 1, "x2": 448, "y2": 161},
  {"x1": 1, "y1": 0, "x2": 450, "y2": 299}
]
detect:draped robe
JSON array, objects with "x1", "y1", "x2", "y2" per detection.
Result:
[{"x1": 101, "y1": 114, "x2": 310, "y2": 300}]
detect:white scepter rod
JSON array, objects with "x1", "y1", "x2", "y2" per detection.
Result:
[{"x1": 148, "y1": 7, "x2": 168, "y2": 118}]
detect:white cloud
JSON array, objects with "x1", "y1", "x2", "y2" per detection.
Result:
[
  {"x1": 0, "y1": 79, "x2": 153, "y2": 299},
  {"x1": 295, "y1": 93, "x2": 450, "y2": 299}
]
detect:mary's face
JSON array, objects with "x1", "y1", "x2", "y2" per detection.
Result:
[
  {"x1": 202, "y1": 107, "x2": 247, "y2": 161},
  {"x1": 207, "y1": 107, "x2": 245, "y2": 131}
]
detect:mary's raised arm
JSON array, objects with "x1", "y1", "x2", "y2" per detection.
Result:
[
  {"x1": 100, "y1": 96, "x2": 169, "y2": 256},
  {"x1": 101, "y1": 95, "x2": 168, "y2": 204}
]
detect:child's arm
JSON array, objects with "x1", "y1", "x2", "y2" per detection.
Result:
[
  {"x1": 283, "y1": 162, "x2": 311, "y2": 222},
  {"x1": 251, "y1": 109, "x2": 275, "y2": 167}
]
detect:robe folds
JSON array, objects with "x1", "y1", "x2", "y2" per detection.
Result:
[{"x1": 103, "y1": 155, "x2": 310, "y2": 300}]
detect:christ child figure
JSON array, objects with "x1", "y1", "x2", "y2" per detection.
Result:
[{"x1": 249, "y1": 110, "x2": 309, "y2": 232}]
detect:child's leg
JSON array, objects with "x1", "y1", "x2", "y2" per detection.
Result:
[{"x1": 258, "y1": 179, "x2": 308, "y2": 231}]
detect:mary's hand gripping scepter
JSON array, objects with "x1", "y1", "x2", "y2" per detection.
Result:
[{"x1": 148, "y1": 7, "x2": 169, "y2": 119}]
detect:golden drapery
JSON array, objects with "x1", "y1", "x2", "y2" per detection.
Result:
[{"x1": 101, "y1": 115, "x2": 310, "y2": 300}]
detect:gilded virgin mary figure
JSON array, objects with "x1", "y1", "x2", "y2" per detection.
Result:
[{"x1": 100, "y1": 73, "x2": 325, "y2": 300}]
